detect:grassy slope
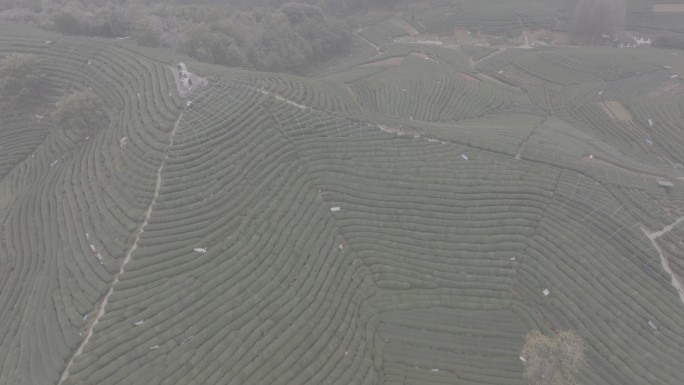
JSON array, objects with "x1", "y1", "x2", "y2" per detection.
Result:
[{"x1": 1, "y1": 22, "x2": 684, "y2": 385}]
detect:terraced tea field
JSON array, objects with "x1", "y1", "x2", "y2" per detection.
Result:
[{"x1": 1, "y1": 20, "x2": 684, "y2": 385}]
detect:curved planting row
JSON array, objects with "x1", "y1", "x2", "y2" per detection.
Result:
[
  {"x1": 0, "y1": 24, "x2": 180, "y2": 385},
  {"x1": 517, "y1": 170, "x2": 684, "y2": 385},
  {"x1": 352, "y1": 44, "x2": 473, "y2": 74},
  {"x1": 3, "y1": 20, "x2": 684, "y2": 385},
  {"x1": 190, "y1": 66, "x2": 362, "y2": 115},
  {"x1": 62, "y1": 83, "x2": 380, "y2": 385},
  {"x1": 0, "y1": 111, "x2": 50, "y2": 180},
  {"x1": 475, "y1": 48, "x2": 526, "y2": 73},
  {"x1": 277, "y1": 102, "x2": 684, "y2": 384},
  {"x1": 277, "y1": 115, "x2": 555, "y2": 380},
  {"x1": 0, "y1": 25, "x2": 66, "y2": 180},
  {"x1": 612, "y1": 186, "x2": 678, "y2": 230},
  {"x1": 245, "y1": 72, "x2": 361, "y2": 114},
  {"x1": 349, "y1": 56, "x2": 528, "y2": 122},
  {"x1": 292, "y1": 126, "x2": 557, "y2": 303},
  {"x1": 506, "y1": 51, "x2": 652, "y2": 86},
  {"x1": 379, "y1": 309, "x2": 528, "y2": 385},
  {"x1": 566, "y1": 102, "x2": 667, "y2": 167},
  {"x1": 520, "y1": 116, "x2": 658, "y2": 185},
  {"x1": 417, "y1": 112, "x2": 543, "y2": 157},
  {"x1": 527, "y1": 71, "x2": 675, "y2": 112},
  {"x1": 622, "y1": 95, "x2": 684, "y2": 165},
  {"x1": 478, "y1": 48, "x2": 661, "y2": 90}
]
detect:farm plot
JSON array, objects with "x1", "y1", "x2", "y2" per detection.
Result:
[
  {"x1": 418, "y1": 0, "x2": 555, "y2": 36},
  {"x1": 475, "y1": 48, "x2": 526, "y2": 74},
  {"x1": 195, "y1": 68, "x2": 361, "y2": 114},
  {"x1": 0, "y1": 26, "x2": 181, "y2": 385},
  {"x1": 517, "y1": 171, "x2": 684, "y2": 385},
  {"x1": 354, "y1": 44, "x2": 473, "y2": 74},
  {"x1": 476, "y1": 48, "x2": 665, "y2": 111},
  {"x1": 0, "y1": 111, "x2": 50, "y2": 181},
  {"x1": 513, "y1": 116, "x2": 676, "y2": 194},
  {"x1": 4, "y1": 20, "x2": 684, "y2": 385},
  {"x1": 585, "y1": 72, "x2": 677, "y2": 102},
  {"x1": 513, "y1": 50, "x2": 656, "y2": 85},
  {"x1": 61, "y1": 83, "x2": 380, "y2": 385},
  {"x1": 349, "y1": 56, "x2": 529, "y2": 122},
  {"x1": 622, "y1": 95, "x2": 684, "y2": 165},
  {"x1": 287, "y1": 109, "x2": 684, "y2": 385},
  {"x1": 415, "y1": 112, "x2": 544, "y2": 156},
  {"x1": 566, "y1": 102, "x2": 672, "y2": 167},
  {"x1": 379, "y1": 309, "x2": 527, "y2": 385},
  {"x1": 612, "y1": 186, "x2": 682, "y2": 230}
]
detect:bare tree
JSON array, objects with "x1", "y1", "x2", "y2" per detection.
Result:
[
  {"x1": 571, "y1": 0, "x2": 625, "y2": 45},
  {"x1": 521, "y1": 330, "x2": 587, "y2": 385}
]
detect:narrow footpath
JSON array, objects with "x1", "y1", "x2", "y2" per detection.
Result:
[
  {"x1": 642, "y1": 216, "x2": 684, "y2": 305},
  {"x1": 57, "y1": 111, "x2": 183, "y2": 384}
]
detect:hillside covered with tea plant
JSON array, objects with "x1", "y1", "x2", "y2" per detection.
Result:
[{"x1": 2, "y1": 4, "x2": 684, "y2": 384}]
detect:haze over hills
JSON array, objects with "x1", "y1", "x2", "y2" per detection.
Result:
[{"x1": 1, "y1": 1, "x2": 684, "y2": 385}]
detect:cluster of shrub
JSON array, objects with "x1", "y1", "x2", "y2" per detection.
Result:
[
  {"x1": 0, "y1": 52, "x2": 107, "y2": 136},
  {"x1": 0, "y1": 0, "x2": 398, "y2": 73}
]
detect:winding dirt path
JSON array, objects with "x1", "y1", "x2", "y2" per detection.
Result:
[
  {"x1": 58, "y1": 111, "x2": 183, "y2": 384},
  {"x1": 642, "y1": 216, "x2": 684, "y2": 305},
  {"x1": 648, "y1": 216, "x2": 684, "y2": 239},
  {"x1": 256, "y1": 88, "x2": 308, "y2": 110}
]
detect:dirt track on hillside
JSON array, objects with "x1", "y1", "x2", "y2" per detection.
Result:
[{"x1": 57, "y1": 111, "x2": 184, "y2": 385}]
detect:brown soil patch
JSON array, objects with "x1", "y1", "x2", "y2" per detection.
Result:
[
  {"x1": 410, "y1": 52, "x2": 429, "y2": 60},
  {"x1": 390, "y1": 19, "x2": 419, "y2": 36},
  {"x1": 600, "y1": 101, "x2": 633, "y2": 122},
  {"x1": 653, "y1": 4, "x2": 684, "y2": 13},
  {"x1": 359, "y1": 56, "x2": 406, "y2": 67}
]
